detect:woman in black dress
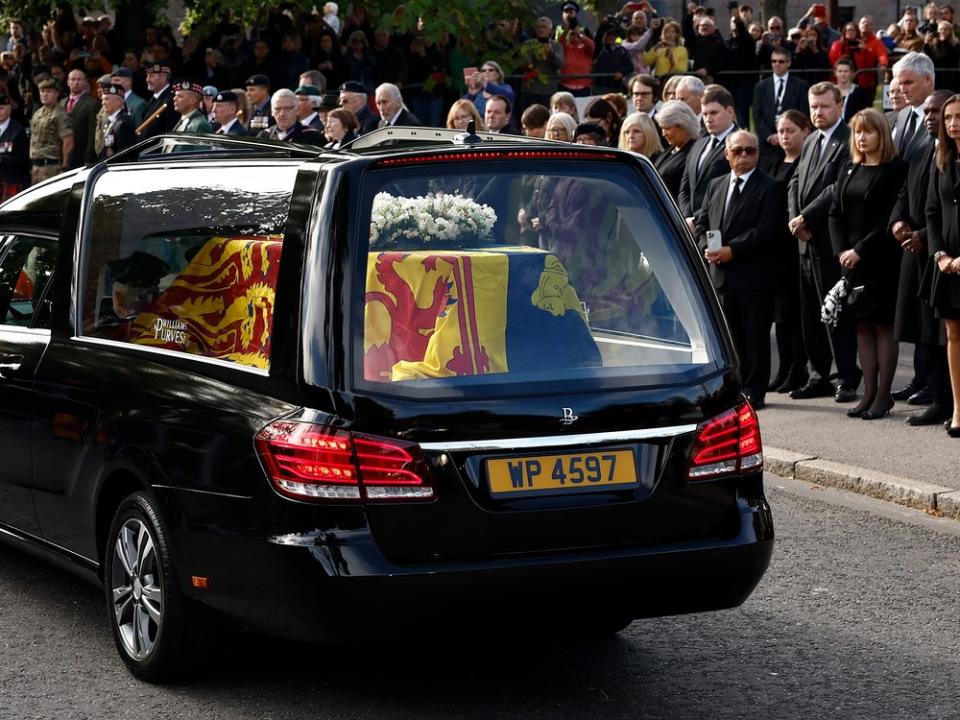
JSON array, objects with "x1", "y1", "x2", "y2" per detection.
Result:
[
  {"x1": 925, "y1": 94, "x2": 960, "y2": 436},
  {"x1": 829, "y1": 109, "x2": 907, "y2": 420},
  {"x1": 768, "y1": 109, "x2": 812, "y2": 393},
  {"x1": 652, "y1": 100, "x2": 698, "y2": 203}
]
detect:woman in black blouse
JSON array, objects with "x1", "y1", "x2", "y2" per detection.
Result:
[
  {"x1": 925, "y1": 94, "x2": 960, "y2": 436},
  {"x1": 652, "y1": 100, "x2": 699, "y2": 203},
  {"x1": 829, "y1": 109, "x2": 907, "y2": 420}
]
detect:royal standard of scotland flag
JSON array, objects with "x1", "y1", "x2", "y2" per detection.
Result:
[{"x1": 364, "y1": 248, "x2": 601, "y2": 382}]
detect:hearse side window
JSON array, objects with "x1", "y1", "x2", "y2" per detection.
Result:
[
  {"x1": 78, "y1": 164, "x2": 298, "y2": 369},
  {"x1": 0, "y1": 234, "x2": 57, "y2": 328},
  {"x1": 356, "y1": 162, "x2": 723, "y2": 395}
]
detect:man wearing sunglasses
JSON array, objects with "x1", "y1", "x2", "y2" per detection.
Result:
[
  {"x1": 752, "y1": 48, "x2": 809, "y2": 169},
  {"x1": 694, "y1": 130, "x2": 786, "y2": 410}
]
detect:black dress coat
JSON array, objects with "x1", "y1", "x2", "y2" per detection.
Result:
[
  {"x1": 788, "y1": 122, "x2": 851, "y2": 260},
  {"x1": 752, "y1": 73, "x2": 809, "y2": 167},
  {"x1": 60, "y1": 93, "x2": 101, "y2": 168},
  {"x1": 678, "y1": 130, "x2": 735, "y2": 217},
  {"x1": 890, "y1": 142, "x2": 939, "y2": 343},
  {"x1": 0, "y1": 118, "x2": 30, "y2": 186},
  {"x1": 257, "y1": 121, "x2": 325, "y2": 146},
  {"x1": 769, "y1": 157, "x2": 802, "y2": 323},
  {"x1": 380, "y1": 108, "x2": 421, "y2": 127},
  {"x1": 828, "y1": 159, "x2": 908, "y2": 325},
  {"x1": 97, "y1": 111, "x2": 137, "y2": 161},
  {"x1": 925, "y1": 156, "x2": 960, "y2": 318},
  {"x1": 140, "y1": 85, "x2": 179, "y2": 140},
  {"x1": 653, "y1": 139, "x2": 694, "y2": 203},
  {"x1": 841, "y1": 86, "x2": 873, "y2": 123}
]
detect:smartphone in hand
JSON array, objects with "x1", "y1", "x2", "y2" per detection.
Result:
[{"x1": 706, "y1": 229, "x2": 723, "y2": 252}]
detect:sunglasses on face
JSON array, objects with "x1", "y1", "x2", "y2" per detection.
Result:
[{"x1": 728, "y1": 146, "x2": 758, "y2": 156}]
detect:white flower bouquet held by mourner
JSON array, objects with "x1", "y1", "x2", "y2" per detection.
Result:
[{"x1": 369, "y1": 192, "x2": 498, "y2": 248}]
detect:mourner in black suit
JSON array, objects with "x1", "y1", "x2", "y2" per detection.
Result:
[
  {"x1": 787, "y1": 82, "x2": 860, "y2": 402},
  {"x1": 0, "y1": 94, "x2": 30, "y2": 200},
  {"x1": 61, "y1": 69, "x2": 101, "y2": 168},
  {"x1": 339, "y1": 81, "x2": 380, "y2": 135},
  {"x1": 375, "y1": 84, "x2": 421, "y2": 128},
  {"x1": 140, "y1": 64, "x2": 179, "y2": 139},
  {"x1": 694, "y1": 130, "x2": 787, "y2": 408},
  {"x1": 653, "y1": 99, "x2": 700, "y2": 203},
  {"x1": 257, "y1": 90, "x2": 324, "y2": 146},
  {"x1": 924, "y1": 94, "x2": 960, "y2": 435},
  {"x1": 890, "y1": 91, "x2": 953, "y2": 425},
  {"x1": 210, "y1": 91, "x2": 248, "y2": 135},
  {"x1": 96, "y1": 85, "x2": 137, "y2": 161},
  {"x1": 828, "y1": 110, "x2": 907, "y2": 420},
  {"x1": 678, "y1": 85, "x2": 739, "y2": 219},
  {"x1": 752, "y1": 48, "x2": 809, "y2": 170}
]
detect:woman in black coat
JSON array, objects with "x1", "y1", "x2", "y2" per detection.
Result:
[
  {"x1": 829, "y1": 109, "x2": 907, "y2": 420},
  {"x1": 652, "y1": 99, "x2": 699, "y2": 203},
  {"x1": 834, "y1": 57, "x2": 873, "y2": 123},
  {"x1": 925, "y1": 94, "x2": 960, "y2": 436}
]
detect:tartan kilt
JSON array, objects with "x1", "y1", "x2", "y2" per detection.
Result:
[{"x1": 0, "y1": 182, "x2": 26, "y2": 201}]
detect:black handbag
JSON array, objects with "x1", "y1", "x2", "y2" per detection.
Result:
[{"x1": 821, "y1": 273, "x2": 875, "y2": 328}]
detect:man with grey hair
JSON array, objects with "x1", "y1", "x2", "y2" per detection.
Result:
[
  {"x1": 519, "y1": 16, "x2": 564, "y2": 108},
  {"x1": 892, "y1": 52, "x2": 936, "y2": 161},
  {"x1": 675, "y1": 75, "x2": 706, "y2": 128},
  {"x1": 374, "y1": 83, "x2": 420, "y2": 127},
  {"x1": 694, "y1": 129, "x2": 786, "y2": 409},
  {"x1": 258, "y1": 88, "x2": 324, "y2": 145}
]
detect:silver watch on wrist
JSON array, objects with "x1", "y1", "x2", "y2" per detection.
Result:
[{"x1": 934, "y1": 251, "x2": 946, "y2": 262}]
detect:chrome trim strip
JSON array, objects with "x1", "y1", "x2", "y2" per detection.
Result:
[
  {"x1": 0, "y1": 326, "x2": 51, "y2": 337},
  {"x1": 419, "y1": 424, "x2": 697, "y2": 452},
  {"x1": 0, "y1": 523, "x2": 99, "y2": 567},
  {"x1": 70, "y1": 336, "x2": 269, "y2": 376},
  {"x1": 151, "y1": 484, "x2": 253, "y2": 500}
]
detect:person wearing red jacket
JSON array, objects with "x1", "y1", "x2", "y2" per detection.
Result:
[
  {"x1": 828, "y1": 23, "x2": 879, "y2": 94},
  {"x1": 557, "y1": 24, "x2": 595, "y2": 96}
]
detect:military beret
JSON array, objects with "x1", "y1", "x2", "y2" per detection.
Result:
[
  {"x1": 174, "y1": 79, "x2": 204, "y2": 95},
  {"x1": 0, "y1": 94, "x2": 9, "y2": 105},
  {"x1": 573, "y1": 122, "x2": 606, "y2": 140},
  {"x1": 214, "y1": 90, "x2": 239, "y2": 104},
  {"x1": 202, "y1": 85, "x2": 218, "y2": 97},
  {"x1": 102, "y1": 84, "x2": 125, "y2": 97},
  {"x1": 562, "y1": 1, "x2": 580, "y2": 11},
  {"x1": 339, "y1": 80, "x2": 367, "y2": 94},
  {"x1": 108, "y1": 252, "x2": 170, "y2": 289},
  {"x1": 295, "y1": 84, "x2": 321, "y2": 97},
  {"x1": 245, "y1": 73, "x2": 270, "y2": 89},
  {"x1": 111, "y1": 67, "x2": 133, "y2": 79},
  {"x1": 144, "y1": 63, "x2": 173, "y2": 75},
  {"x1": 37, "y1": 78, "x2": 59, "y2": 90}
]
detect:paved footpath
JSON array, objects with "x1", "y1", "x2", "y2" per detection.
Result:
[{"x1": 762, "y1": 341, "x2": 960, "y2": 519}]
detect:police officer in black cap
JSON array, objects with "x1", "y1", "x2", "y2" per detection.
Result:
[
  {"x1": 0, "y1": 93, "x2": 29, "y2": 200},
  {"x1": 557, "y1": 1, "x2": 592, "y2": 40},
  {"x1": 97, "y1": 84, "x2": 137, "y2": 160}
]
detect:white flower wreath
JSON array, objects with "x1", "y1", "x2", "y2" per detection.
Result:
[{"x1": 369, "y1": 192, "x2": 498, "y2": 248}]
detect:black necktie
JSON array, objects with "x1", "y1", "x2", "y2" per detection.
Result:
[
  {"x1": 902, "y1": 109, "x2": 918, "y2": 153},
  {"x1": 698, "y1": 135, "x2": 720, "y2": 171},
  {"x1": 727, "y1": 177, "x2": 743, "y2": 210},
  {"x1": 775, "y1": 78, "x2": 784, "y2": 110}
]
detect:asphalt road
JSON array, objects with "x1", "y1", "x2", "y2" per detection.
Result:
[{"x1": 1, "y1": 477, "x2": 959, "y2": 720}]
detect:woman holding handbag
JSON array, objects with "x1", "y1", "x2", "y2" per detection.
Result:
[
  {"x1": 925, "y1": 94, "x2": 960, "y2": 437},
  {"x1": 829, "y1": 109, "x2": 907, "y2": 420}
]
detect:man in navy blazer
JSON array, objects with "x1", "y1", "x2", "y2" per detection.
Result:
[
  {"x1": 695, "y1": 130, "x2": 786, "y2": 408},
  {"x1": 787, "y1": 81, "x2": 860, "y2": 402},
  {"x1": 678, "y1": 85, "x2": 739, "y2": 222},
  {"x1": 0, "y1": 94, "x2": 29, "y2": 200},
  {"x1": 752, "y1": 47, "x2": 809, "y2": 170},
  {"x1": 210, "y1": 91, "x2": 248, "y2": 135}
]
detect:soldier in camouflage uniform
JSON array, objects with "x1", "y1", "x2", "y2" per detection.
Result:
[{"x1": 29, "y1": 79, "x2": 73, "y2": 184}]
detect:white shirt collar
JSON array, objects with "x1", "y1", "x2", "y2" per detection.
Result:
[
  {"x1": 386, "y1": 107, "x2": 404, "y2": 126},
  {"x1": 775, "y1": 71, "x2": 789, "y2": 83},
  {"x1": 153, "y1": 84, "x2": 170, "y2": 99},
  {"x1": 731, "y1": 167, "x2": 756, "y2": 184},
  {"x1": 713, "y1": 123, "x2": 736, "y2": 143},
  {"x1": 107, "y1": 109, "x2": 122, "y2": 122},
  {"x1": 0, "y1": 118, "x2": 9, "y2": 136},
  {"x1": 302, "y1": 111, "x2": 318, "y2": 126},
  {"x1": 220, "y1": 117, "x2": 238, "y2": 132},
  {"x1": 820, "y1": 115, "x2": 843, "y2": 144}
]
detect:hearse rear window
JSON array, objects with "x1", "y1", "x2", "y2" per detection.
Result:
[
  {"x1": 355, "y1": 161, "x2": 723, "y2": 394},
  {"x1": 79, "y1": 164, "x2": 297, "y2": 369}
]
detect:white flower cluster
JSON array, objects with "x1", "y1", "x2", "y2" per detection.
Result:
[{"x1": 369, "y1": 192, "x2": 498, "y2": 248}]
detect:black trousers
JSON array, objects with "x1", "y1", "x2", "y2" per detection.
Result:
[
  {"x1": 798, "y1": 250, "x2": 861, "y2": 387},
  {"x1": 720, "y1": 288, "x2": 775, "y2": 400}
]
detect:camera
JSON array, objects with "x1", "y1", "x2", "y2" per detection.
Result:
[{"x1": 918, "y1": 20, "x2": 937, "y2": 34}]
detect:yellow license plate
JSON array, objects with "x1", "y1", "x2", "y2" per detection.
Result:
[{"x1": 487, "y1": 449, "x2": 638, "y2": 496}]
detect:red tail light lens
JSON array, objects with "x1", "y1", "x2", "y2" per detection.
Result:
[
  {"x1": 687, "y1": 402, "x2": 763, "y2": 481},
  {"x1": 255, "y1": 421, "x2": 435, "y2": 502}
]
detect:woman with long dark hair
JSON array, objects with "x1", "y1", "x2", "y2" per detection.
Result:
[
  {"x1": 925, "y1": 94, "x2": 960, "y2": 436},
  {"x1": 829, "y1": 109, "x2": 907, "y2": 419}
]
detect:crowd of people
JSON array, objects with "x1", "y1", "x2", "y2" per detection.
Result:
[{"x1": 2, "y1": 3, "x2": 960, "y2": 434}]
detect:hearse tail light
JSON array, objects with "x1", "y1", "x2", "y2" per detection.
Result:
[
  {"x1": 255, "y1": 421, "x2": 435, "y2": 502},
  {"x1": 687, "y1": 402, "x2": 763, "y2": 481}
]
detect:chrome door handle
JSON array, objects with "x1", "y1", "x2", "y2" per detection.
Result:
[{"x1": 0, "y1": 354, "x2": 23, "y2": 379}]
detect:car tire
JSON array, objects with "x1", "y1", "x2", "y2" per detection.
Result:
[{"x1": 104, "y1": 491, "x2": 197, "y2": 682}]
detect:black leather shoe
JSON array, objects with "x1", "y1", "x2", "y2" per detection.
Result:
[
  {"x1": 749, "y1": 397, "x2": 766, "y2": 410},
  {"x1": 891, "y1": 381, "x2": 920, "y2": 401},
  {"x1": 777, "y1": 374, "x2": 809, "y2": 393},
  {"x1": 834, "y1": 385, "x2": 858, "y2": 403},
  {"x1": 789, "y1": 379, "x2": 834, "y2": 399},
  {"x1": 907, "y1": 404, "x2": 952, "y2": 426},
  {"x1": 907, "y1": 386, "x2": 933, "y2": 405}
]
